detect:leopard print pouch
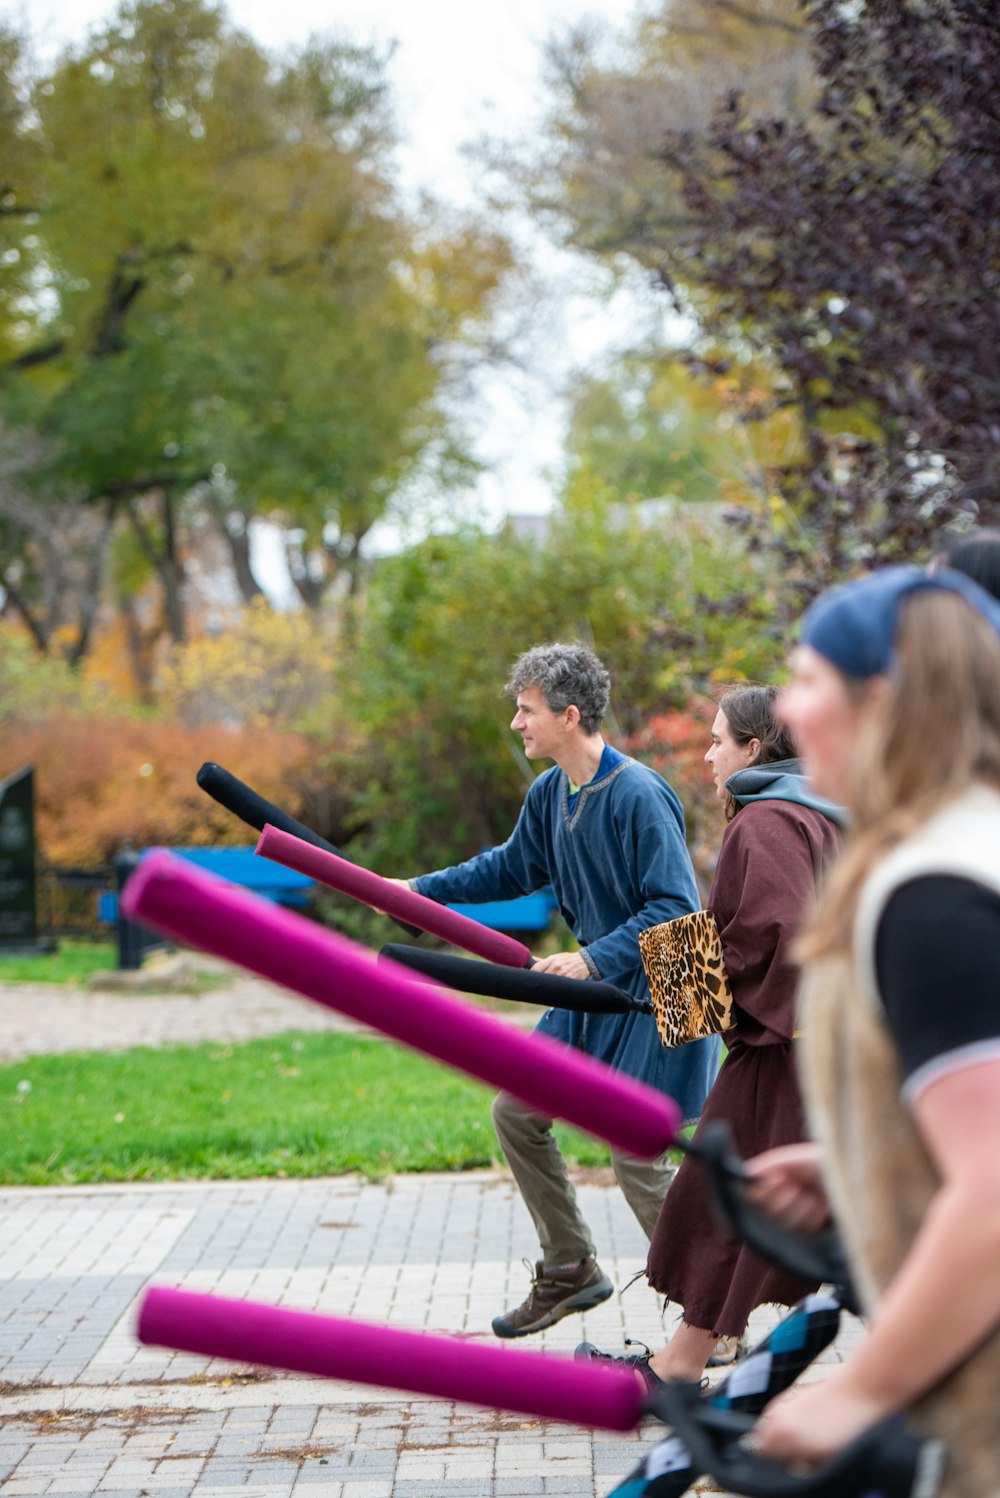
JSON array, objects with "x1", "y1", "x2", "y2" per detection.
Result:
[{"x1": 638, "y1": 909, "x2": 733, "y2": 1047}]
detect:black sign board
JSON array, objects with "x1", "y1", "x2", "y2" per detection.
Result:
[{"x1": 0, "y1": 765, "x2": 38, "y2": 944}]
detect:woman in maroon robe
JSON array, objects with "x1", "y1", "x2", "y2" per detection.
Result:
[{"x1": 578, "y1": 685, "x2": 843, "y2": 1384}]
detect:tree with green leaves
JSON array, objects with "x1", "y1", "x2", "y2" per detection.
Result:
[
  {"x1": 0, "y1": 0, "x2": 512, "y2": 654},
  {"x1": 340, "y1": 496, "x2": 779, "y2": 877},
  {"x1": 561, "y1": 352, "x2": 747, "y2": 509}
]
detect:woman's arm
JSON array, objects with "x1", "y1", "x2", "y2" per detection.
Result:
[{"x1": 752, "y1": 1057, "x2": 1000, "y2": 1464}]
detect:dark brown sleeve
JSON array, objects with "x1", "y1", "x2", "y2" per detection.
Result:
[{"x1": 709, "y1": 803, "x2": 832, "y2": 1045}]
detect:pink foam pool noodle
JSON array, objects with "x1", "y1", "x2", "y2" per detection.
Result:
[
  {"x1": 255, "y1": 823, "x2": 533, "y2": 968},
  {"x1": 121, "y1": 853, "x2": 681, "y2": 1159},
  {"x1": 138, "y1": 1287, "x2": 645, "y2": 1432}
]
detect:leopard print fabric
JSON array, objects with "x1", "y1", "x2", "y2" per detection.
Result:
[{"x1": 639, "y1": 909, "x2": 733, "y2": 1047}]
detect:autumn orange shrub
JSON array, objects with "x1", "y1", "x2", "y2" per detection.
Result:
[{"x1": 0, "y1": 717, "x2": 321, "y2": 865}]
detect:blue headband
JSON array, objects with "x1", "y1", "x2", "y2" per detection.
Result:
[{"x1": 801, "y1": 564, "x2": 1000, "y2": 678}]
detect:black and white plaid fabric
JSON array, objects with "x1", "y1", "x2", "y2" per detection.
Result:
[{"x1": 607, "y1": 1291, "x2": 842, "y2": 1498}]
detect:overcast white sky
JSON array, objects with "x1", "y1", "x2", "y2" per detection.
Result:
[
  {"x1": 19, "y1": 0, "x2": 622, "y2": 204},
  {"x1": 5, "y1": 0, "x2": 664, "y2": 579}
]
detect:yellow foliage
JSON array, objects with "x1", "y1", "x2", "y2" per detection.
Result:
[{"x1": 157, "y1": 601, "x2": 341, "y2": 733}]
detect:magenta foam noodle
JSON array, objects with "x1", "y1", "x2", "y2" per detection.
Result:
[
  {"x1": 256, "y1": 823, "x2": 533, "y2": 969},
  {"x1": 121, "y1": 853, "x2": 681, "y2": 1158},
  {"x1": 138, "y1": 1287, "x2": 645, "y2": 1432}
]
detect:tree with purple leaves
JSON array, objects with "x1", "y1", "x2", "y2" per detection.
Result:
[{"x1": 537, "y1": 0, "x2": 1000, "y2": 600}]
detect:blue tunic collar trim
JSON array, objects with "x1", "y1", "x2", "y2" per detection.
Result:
[{"x1": 562, "y1": 749, "x2": 631, "y2": 831}]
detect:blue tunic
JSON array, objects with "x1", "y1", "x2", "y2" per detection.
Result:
[{"x1": 414, "y1": 754, "x2": 721, "y2": 1125}]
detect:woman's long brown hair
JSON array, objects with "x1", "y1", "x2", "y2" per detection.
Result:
[{"x1": 718, "y1": 684, "x2": 797, "y2": 822}]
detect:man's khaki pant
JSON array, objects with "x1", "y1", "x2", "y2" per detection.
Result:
[{"x1": 492, "y1": 1089, "x2": 675, "y2": 1268}]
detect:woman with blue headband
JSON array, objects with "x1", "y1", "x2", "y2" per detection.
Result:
[{"x1": 746, "y1": 565, "x2": 1000, "y2": 1497}]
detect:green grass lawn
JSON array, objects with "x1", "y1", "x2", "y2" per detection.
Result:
[
  {"x1": 0, "y1": 1030, "x2": 614, "y2": 1185},
  {"x1": 0, "y1": 939, "x2": 118, "y2": 984},
  {"x1": 0, "y1": 938, "x2": 224, "y2": 992}
]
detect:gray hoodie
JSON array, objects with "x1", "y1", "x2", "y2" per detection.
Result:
[{"x1": 725, "y1": 758, "x2": 848, "y2": 826}]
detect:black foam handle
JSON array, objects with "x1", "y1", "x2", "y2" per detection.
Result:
[
  {"x1": 379, "y1": 943, "x2": 651, "y2": 1015},
  {"x1": 649, "y1": 1380, "x2": 946, "y2": 1498},
  {"x1": 196, "y1": 763, "x2": 422, "y2": 938},
  {"x1": 679, "y1": 1120, "x2": 859, "y2": 1312}
]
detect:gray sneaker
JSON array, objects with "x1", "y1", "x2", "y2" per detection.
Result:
[
  {"x1": 492, "y1": 1257, "x2": 614, "y2": 1338},
  {"x1": 706, "y1": 1333, "x2": 748, "y2": 1367}
]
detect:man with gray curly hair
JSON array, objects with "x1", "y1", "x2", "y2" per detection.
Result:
[
  {"x1": 505, "y1": 642, "x2": 611, "y2": 736},
  {"x1": 404, "y1": 641, "x2": 721, "y2": 1339}
]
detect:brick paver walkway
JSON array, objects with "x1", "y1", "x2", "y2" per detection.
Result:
[{"x1": 0, "y1": 972, "x2": 860, "y2": 1497}]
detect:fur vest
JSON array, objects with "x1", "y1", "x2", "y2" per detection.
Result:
[{"x1": 798, "y1": 785, "x2": 1000, "y2": 1498}]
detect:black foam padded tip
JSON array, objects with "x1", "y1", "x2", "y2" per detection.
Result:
[
  {"x1": 197, "y1": 762, "x2": 343, "y2": 854},
  {"x1": 197, "y1": 762, "x2": 422, "y2": 938},
  {"x1": 379, "y1": 943, "x2": 651, "y2": 1014}
]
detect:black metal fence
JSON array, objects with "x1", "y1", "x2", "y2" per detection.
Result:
[{"x1": 36, "y1": 862, "x2": 116, "y2": 940}]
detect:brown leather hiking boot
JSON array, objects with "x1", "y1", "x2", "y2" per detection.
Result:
[{"x1": 492, "y1": 1257, "x2": 614, "y2": 1338}]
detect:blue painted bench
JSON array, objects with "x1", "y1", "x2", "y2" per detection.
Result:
[
  {"x1": 99, "y1": 846, "x2": 314, "y2": 923},
  {"x1": 100, "y1": 848, "x2": 554, "y2": 934},
  {"x1": 446, "y1": 887, "x2": 558, "y2": 933},
  {"x1": 151, "y1": 847, "x2": 314, "y2": 905}
]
